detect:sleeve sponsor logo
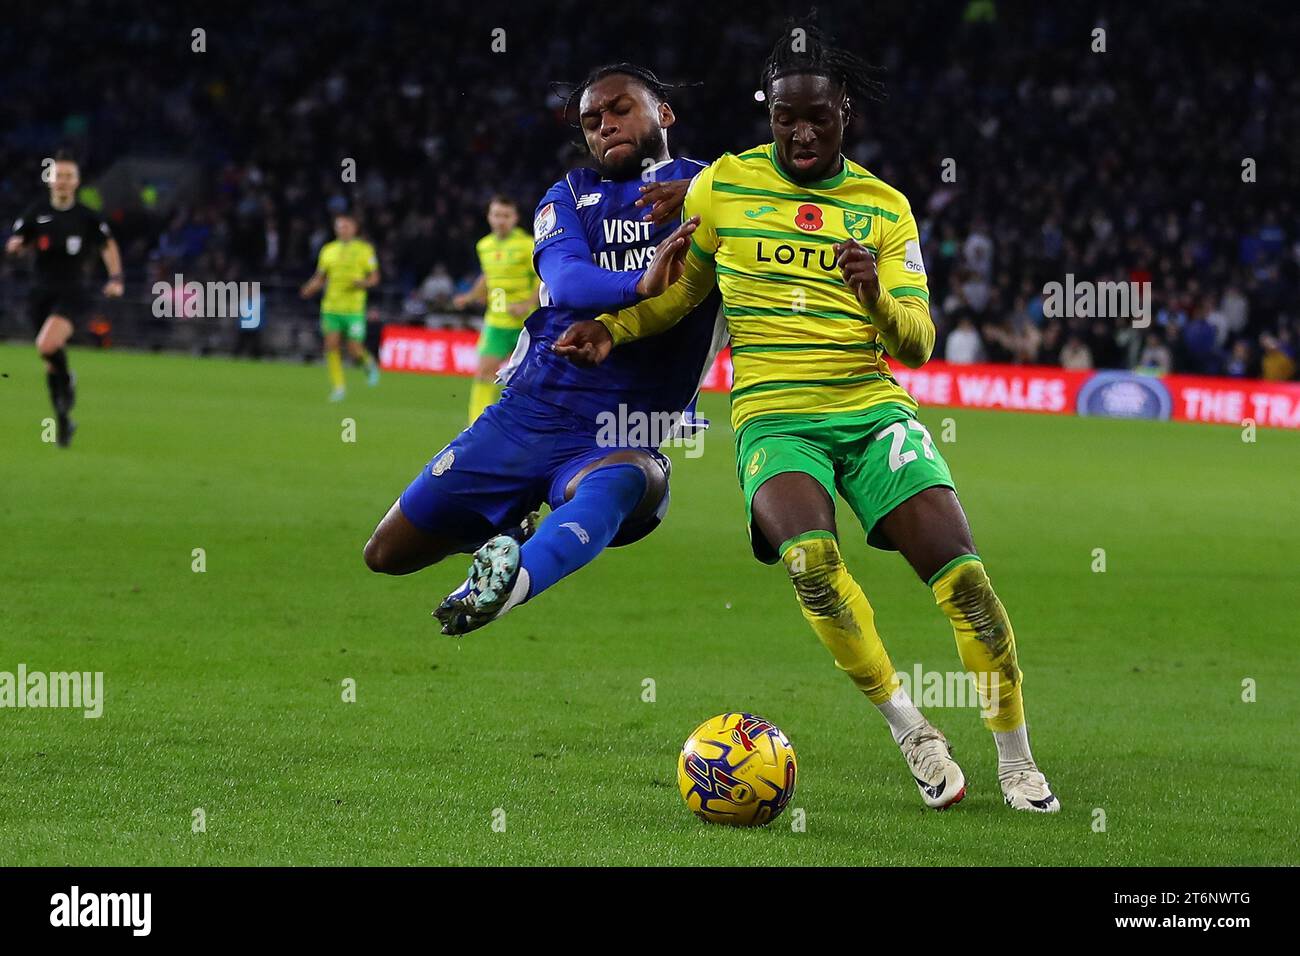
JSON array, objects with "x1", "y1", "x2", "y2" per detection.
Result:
[{"x1": 904, "y1": 239, "x2": 926, "y2": 274}]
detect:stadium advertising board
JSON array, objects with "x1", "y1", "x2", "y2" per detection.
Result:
[{"x1": 380, "y1": 326, "x2": 1300, "y2": 429}]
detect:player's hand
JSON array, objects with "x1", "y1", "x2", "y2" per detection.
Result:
[
  {"x1": 103, "y1": 278, "x2": 124, "y2": 298},
  {"x1": 635, "y1": 216, "x2": 699, "y2": 299},
  {"x1": 552, "y1": 320, "x2": 614, "y2": 367},
  {"x1": 299, "y1": 284, "x2": 314, "y2": 300},
  {"x1": 635, "y1": 179, "x2": 691, "y2": 225},
  {"x1": 506, "y1": 301, "x2": 532, "y2": 319},
  {"x1": 4, "y1": 236, "x2": 23, "y2": 255},
  {"x1": 451, "y1": 293, "x2": 470, "y2": 310},
  {"x1": 834, "y1": 239, "x2": 881, "y2": 312}
]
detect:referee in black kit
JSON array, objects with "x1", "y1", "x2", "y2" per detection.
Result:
[{"x1": 5, "y1": 152, "x2": 123, "y2": 447}]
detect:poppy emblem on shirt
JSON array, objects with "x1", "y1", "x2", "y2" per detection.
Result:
[{"x1": 795, "y1": 204, "x2": 823, "y2": 231}]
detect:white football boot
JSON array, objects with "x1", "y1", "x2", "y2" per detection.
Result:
[
  {"x1": 1000, "y1": 769, "x2": 1060, "y2": 813},
  {"x1": 434, "y1": 535, "x2": 523, "y2": 636},
  {"x1": 899, "y1": 724, "x2": 967, "y2": 810}
]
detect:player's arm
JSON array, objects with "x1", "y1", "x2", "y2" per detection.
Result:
[
  {"x1": 835, "y1": 206, "x2": 934, "y2": 368},
  {"x1": 599, "y1": 233, "x2": 714, "y2": 343},
  {"x1": 634, "y1": 178, "x2": 691, "y2": 225},
  {"x1": 299, "y1": 270, "x2": 326, "y2": 298},
  {"x1": 595, "y1": 166, "x2": 719, "y2": 341},
  {"x1": 6, "y1": 210, "x2": 33, "y2": 254},
  {"x1": 553, "y1": 227, "x2": 715, "y2": 366},
  {"x1": 353, "y1": 245, "x2": 380, "y2": 289},
  {"x1": 553, "y1": 168, "x2": 719, "y2": 366},
  {"x1": 300, "y1": 245, "x2": 329, "y2": 299},
  {"x1": 532, "y1": 183, "x2": 647, "y2": 312},
  {"x1": 100, "y1": 232, "x2": 124, "y2": 297},
  {"x1": 507, "y1": 268, "x2": 541, "y2": 319},
  {"x1": 452, "y1": 273, "x2": 486, "y2": 309}
]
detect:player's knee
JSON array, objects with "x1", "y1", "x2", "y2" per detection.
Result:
[
  {"x1": 781, "y1": 536, "x2": 848, "y2": 618},
  {"x1": 626, "y1": 454, "x2": 667, "y2": 518},
  {"x1": 363, "y1": 534, "x2": 400, "y2": 574},
  {"x1": 934, "y1": 558, "x2": 993, "y2": 613},
  {"x1": 566, "y1": 450, "x2": 667, "y2": 522}
]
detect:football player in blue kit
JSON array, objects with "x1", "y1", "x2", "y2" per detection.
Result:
[{"x1": 363, "y1": 63, "x2": 725, "y2": 635}]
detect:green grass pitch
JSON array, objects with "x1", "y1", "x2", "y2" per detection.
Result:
[{"x1": 1, "y1": 342, "x2": 1296, "y2": 866}]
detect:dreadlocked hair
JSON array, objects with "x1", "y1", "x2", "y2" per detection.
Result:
[
  {"x1": 759, "y1": 17, "x2": 887, "y2": 112},
  {"x1": 555, "y1": 62, "x2": 696, "y2": 127}
]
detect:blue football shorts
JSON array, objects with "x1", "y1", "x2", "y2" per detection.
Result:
[{"x1": 398, "y1": 388, "x2": 670, "y2": 548}]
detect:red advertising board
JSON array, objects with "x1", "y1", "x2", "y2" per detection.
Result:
[{"x1": 380, "y1": 325, "x2": 1300, "y2": 429}]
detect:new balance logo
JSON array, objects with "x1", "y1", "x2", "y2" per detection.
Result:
[
  {"x1": 561, "y1": 522, "x2": 590, "y2": 544},
  {"x1": 576, "y1": 193, "x2": 602, "y2": 208}
]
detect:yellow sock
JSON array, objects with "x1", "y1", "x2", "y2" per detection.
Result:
[
  {"x1": 930, "y1": 556, "x2": 1025, "y2": 732},
  {"x1": 468, "y1": 380, "x2": 500, "y2": 423},
  {"x1": 326, "y1": 349, "x2": 345, "y2": 390},
  {"x1": 780, "y1": 532, "x2": 899, "y2": 704}
]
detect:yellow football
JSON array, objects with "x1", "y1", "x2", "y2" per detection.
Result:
[{"x1": 677, "y1": 712, "x2": 797, "y2": 826}]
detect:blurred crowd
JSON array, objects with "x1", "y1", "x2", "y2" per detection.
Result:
[{"x1": 1, "y1": 0, "x2": 1297, "y2": 379}]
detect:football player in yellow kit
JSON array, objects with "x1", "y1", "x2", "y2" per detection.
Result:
[
  {"x1": 453, "y1": 196, "x2": 539, "y2": 422},
  {"x1": 557, "y1": 22, "x2": 1058, "y2": 814},
  {"x1": 300, "y1": 213, "x2": 380, "y2": 401}
]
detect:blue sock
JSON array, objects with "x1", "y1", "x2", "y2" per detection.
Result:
[{"x1": 519, "y1": 464, "x2": 646, "y2": 602}]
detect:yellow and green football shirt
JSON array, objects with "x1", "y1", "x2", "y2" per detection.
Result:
[
  {"x1": 317, "y1": 238, "x2": 379, "y2": 316},
  {"x1": 476, "y1": 227, "x2": 538, "y2": 330},
  {"x1": 599, "y1": 145, "x2": 934, "y2": 432}
]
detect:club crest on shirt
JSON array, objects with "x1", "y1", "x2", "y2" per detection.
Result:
[
  {"x1": 843, "y1": 211, "x2": 872, "y2": 241},
  {"x1": 66, "y1": 235, "x2": 82, "y2": 255},
  {"x1": 431, "y1": 449, "x2": 455, "y2": 476}
]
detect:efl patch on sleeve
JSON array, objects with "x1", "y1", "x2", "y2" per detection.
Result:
[{"x1": 534, "y1": 202, "x2": 558, "y2": 241}]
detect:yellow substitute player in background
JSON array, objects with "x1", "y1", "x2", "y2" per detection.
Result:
[
  {"x1": 557, "y1": 23, "x2": 1058, "y2": 814},
  {"x1": 453, "y1": 195, "x2": 539, "y2": 422},
  {"x1": 300, "y1": 213, "x2": 380, "y2": 401}
]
